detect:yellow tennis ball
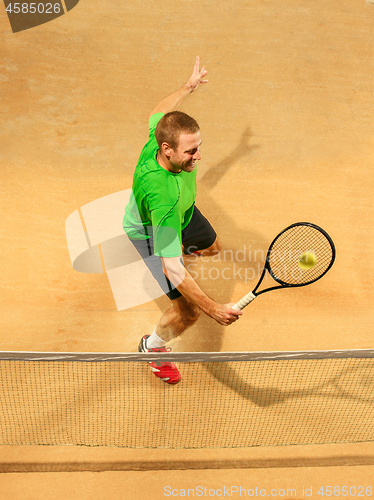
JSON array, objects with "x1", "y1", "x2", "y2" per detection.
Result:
[{"x1": 298, "y1": 251, "x2": 317, "y2": 270}]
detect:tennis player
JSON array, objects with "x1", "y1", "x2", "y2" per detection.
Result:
[{"x1": 123, "y1": 57, "x2": 242, "y2": 384}]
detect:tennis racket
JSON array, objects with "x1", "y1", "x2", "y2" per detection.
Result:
[{"x1": 233, "y1": 222, "x2": 336, "y2": 310}]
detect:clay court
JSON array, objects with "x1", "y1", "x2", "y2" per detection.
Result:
[{"x1": 1, "y1": 0, "x2": 374, "y2": 498}]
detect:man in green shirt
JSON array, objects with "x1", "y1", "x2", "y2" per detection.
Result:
[{"x1": 123, "y1": 57, "x2": 242, "y2": 384}]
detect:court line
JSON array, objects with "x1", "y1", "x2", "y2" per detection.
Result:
[{"x1": 1, "y1": 456, "x2": 374, "y2": 473}]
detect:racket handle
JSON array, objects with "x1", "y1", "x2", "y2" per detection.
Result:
[{"x1": 233, "y1": 292, "x2": 256, "y2": 310}]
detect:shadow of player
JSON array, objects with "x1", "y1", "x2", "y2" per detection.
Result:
[{"x1": 205, "y1": 360, "x2": 374, "y2": 408}]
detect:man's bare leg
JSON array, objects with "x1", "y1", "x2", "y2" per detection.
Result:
[
  {"x1": 152, "y1": 236, "x2": 222, "y2": 343},
  {"x1": 155, "y1": 237, "x2": 222, "y2": 342},
  {"x1": 155, "y1": 295, "x2": 201, "y2": 342}
]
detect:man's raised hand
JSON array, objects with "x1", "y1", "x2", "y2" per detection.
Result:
[{"x1": 186, "y1": 56, "x2": 208, "y2": 93}]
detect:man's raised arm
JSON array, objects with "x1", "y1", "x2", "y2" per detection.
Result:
[{"x1": 149, "y1": 56, "x2": 208, "y2": 118}]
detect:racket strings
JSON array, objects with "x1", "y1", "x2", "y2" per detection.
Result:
[{"x1": 267, "y1": 225, "x2": 334, "y2": 286}]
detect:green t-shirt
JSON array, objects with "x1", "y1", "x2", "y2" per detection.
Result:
[{"x1": 123, "y1": 113, "x2": 197, "y2": 257}]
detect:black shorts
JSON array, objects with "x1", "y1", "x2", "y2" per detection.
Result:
[{"x1": 130, "y1": 206, "x2": 217, "y2": 300}]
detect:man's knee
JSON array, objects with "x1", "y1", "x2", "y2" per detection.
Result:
[
  {"x1": 175, "y1": 300, "x2": 201, "y2": 326},
  {"x1": 183, "y1": 304, "x2": 201, "y2": 326}
]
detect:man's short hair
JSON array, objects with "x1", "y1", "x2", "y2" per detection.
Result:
[{"x1": 155, "y1": 111, "x2": 200, "y2": 150}]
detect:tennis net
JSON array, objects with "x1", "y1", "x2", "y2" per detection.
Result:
[{"x1": 0, "y1": 349, "x2": 373, "y2": 448}]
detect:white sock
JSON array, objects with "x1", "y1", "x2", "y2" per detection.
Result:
[{"x1": 146, "y1": 329, "x2": 167, "y2": 349}]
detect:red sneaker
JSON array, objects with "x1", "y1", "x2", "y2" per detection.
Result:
[{"x1": 138, "y1": 335, "x2": 181, "y2": 384}]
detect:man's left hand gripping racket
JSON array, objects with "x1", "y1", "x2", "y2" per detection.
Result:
[{"x1": 233, "y1": 222, "x2": 336, "y2": 310}]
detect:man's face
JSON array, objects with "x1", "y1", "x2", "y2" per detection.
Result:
[{"x1": 168, "y1": 131, "x2": 202, "y2": 173}]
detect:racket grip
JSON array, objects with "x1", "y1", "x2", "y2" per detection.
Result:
[{"x1": 233, "y1": 292, "x2": 256, "y2": 310}]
